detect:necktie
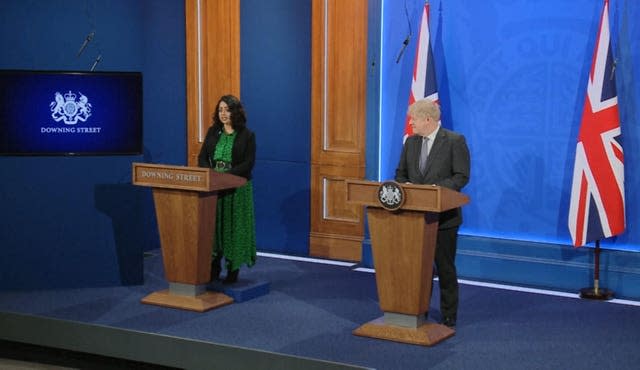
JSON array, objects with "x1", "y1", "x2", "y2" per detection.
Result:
[{"x1": 419, "y1": 137, "x2": 428, "y2": 175}]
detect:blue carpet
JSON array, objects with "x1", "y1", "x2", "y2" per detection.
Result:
[
  {"x1": 209, "y1": 278, "x2": 270, "y2": 303},
  {"x1": 1, "y1": 250, "x2": 639, "y2": 370}
]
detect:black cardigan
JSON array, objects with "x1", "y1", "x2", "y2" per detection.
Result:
[{"x1": 197, "y1": 125, "x2": 256, "y2": 180}]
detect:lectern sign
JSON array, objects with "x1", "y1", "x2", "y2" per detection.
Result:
[
  {"x1": 377, "y1": 181, "x2": 405, "y2": 211},
  {"x1": 133, "y1": 163, "x2": 211, "y2": 191}
]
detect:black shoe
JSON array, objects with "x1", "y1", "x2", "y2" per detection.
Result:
[
  {"x1": 210, "y1": 258, "x2": 222, "y2": 282},
  {"x1": 442, "y1": 317, "x2": 456, "y2": 328},
  {"x1": 223, "y1": 269, "x2": 239, "y2": 284}
]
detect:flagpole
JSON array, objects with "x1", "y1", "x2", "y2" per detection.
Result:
[{"x1": 579, "y1": 239, "x2": 614, "y2": 300}]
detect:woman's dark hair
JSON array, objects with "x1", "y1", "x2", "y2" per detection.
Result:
[{"x1": 212, "y1": 94, "x2": 247, "y2": 130}]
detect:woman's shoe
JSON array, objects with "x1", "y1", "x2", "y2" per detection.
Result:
[
  {"x1": 210, "y1": 257, "x2": 222, "y2": 282},
  {"x1": 223, "y1": 269, "x2": 239, "y2": 284}
]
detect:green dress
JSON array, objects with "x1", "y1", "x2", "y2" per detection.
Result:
[{"x1": 211, "y1": 131, "x2": 257, "y2": 271}]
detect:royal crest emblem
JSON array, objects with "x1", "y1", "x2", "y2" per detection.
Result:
[
  {"x1": 377, "y1": 181, "x2": 405, "y2": 211},
  {"x1": 50, "y1": 90, "x2": 92, "y2": 125}
]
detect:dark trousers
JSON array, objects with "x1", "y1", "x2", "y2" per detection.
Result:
[{"x1": 434, "y1": 226, "x2": 459, "y2": 320}]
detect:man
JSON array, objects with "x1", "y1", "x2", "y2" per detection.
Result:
[{"x1": 395, "y1": 98, "x2": 470, "y2": 328}]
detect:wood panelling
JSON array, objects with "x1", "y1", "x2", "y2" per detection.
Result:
[
  {"x1": 322, "y1": 1, "x2": 368, "y2": 158},
  {"x1": 186, "y1": 0, "x2": 240, "y2": 167},
  {"x1": 185, "y1": 0, "x2": 367, "y2": 261},
  {"x1": 310, "y1": 164, "x2": 365, "y2": 261},
  {"x1": 311, "y1": 165, "x2": 361, "y2": 234},
  {"x1": 310, "y1": 0, "x2": 368, "y2": 261},
  {"x1": 323, "y1": 176, "x2": 360, "y2": 223}
]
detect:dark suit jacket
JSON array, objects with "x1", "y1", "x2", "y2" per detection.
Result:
[
  {"x1": 197, "y1": 124, "x2": 256, "y2": 180},
  {"x1": 395, "y1": 127, "x2": 470, "y2": 229}
]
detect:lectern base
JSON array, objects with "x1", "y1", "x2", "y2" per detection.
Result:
[
  {"x1": 141, "y1": 290, "x2": 233, "y2": 312},
  {"x1": 353, "y1": 317, "x2": 455, "y2": 346}
]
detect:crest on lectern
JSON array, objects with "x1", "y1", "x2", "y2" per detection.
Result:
[{"x1": 377, "y1": 181, "x2": 405, "y2": 211}]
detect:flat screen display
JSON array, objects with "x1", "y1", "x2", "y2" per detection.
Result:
[{"x1": 0, "y1": 70, "x2": 143, "y2": 155}]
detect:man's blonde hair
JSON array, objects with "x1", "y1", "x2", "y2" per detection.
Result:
[{"x1": 408, "y1": 99, "x2": 441, "y2": 121}]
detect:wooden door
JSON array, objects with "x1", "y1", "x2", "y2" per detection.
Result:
[{"x1": 309, "y1": 0, "x2": 368, "y2": 261}]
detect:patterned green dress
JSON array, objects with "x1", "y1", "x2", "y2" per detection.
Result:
[{"x1": 211, "y1": 131, "x2": 257, "y2": 271}]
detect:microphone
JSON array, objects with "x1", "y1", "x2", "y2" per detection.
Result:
[
  {"x1": 396, "y1": 0, "x2": 412, "y2": 64},
  {"x1": 395, "y1": 36, "x2": 410, "y2": 63},
  {"x1": 77, "y1": 31, "x2": 95, "y2": 57},
  {"x1": 90, "y1": 54, "x2": 102, "y2": 71}
]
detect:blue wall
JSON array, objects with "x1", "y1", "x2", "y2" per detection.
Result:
[
  {"x1": 367, "y1": 0, "x2": 640, "y2": 298},
  {"x1": 0, "y1": 0, "x2": 185, "y2": 289},
  {"x1": 379, "y1": 0, "x2": 640, "y2": 251},
  {"x1": 241, "y1": 0, "x2": 312, "y2": 256},
  {"x1": 0, "y1": 0, "x2": 312, "y2": 289}
]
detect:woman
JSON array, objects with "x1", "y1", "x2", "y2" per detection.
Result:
[{"x1": 197, "y1": 95, "x2": 256, "y2": 284}]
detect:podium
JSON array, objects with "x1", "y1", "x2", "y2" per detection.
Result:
[
  {"x1": 132, "y1": 162, "x2": 246, "y2": 312},
  {"x1": 346, "y1": 180, "x2": 469, "y2": 346}
]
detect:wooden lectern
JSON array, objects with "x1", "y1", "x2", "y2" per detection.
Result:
[
  {"x1": 346, "y1": 180, "x2": 469, "y2": 346},
  {"x1": 132, "y1": 162, "x2": 246, "y2": 312}
]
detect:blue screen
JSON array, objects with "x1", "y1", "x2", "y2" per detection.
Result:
[{"x1": 0, "y1": 70, "x2": 143, "y2": 155}]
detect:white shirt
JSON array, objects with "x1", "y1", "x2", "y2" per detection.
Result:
[{"x1": 423, "y1": 123, "x2": 441, "y2": 157}]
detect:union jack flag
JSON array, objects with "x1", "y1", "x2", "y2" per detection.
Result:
[
  {"x1": 403, "y1": 1, "x2": 438, "y2": 141},
  {"x1": 568, "y1": 0, "x2": 625, "y2": 247}
]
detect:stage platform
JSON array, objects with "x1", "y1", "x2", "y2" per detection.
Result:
[{"x1": 1, "y1": 250, "x2": 640, "y2": 370}]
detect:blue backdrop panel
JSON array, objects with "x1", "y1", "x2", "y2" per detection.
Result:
[
  {"x1": 456, "y1": 235, "x2": 640, "y2": 300},
  {"x1": 240, "y1": 0, "x2": 311, "y2": 162},
  {"x1": 140, "y1": 0, "x2": 187, "y2": 166},
  {"x1": 0, "y1": 157, "x2": 146, "y2": 289},
  {"x1": 380, "y1": 0, "x2": 640, "y2": 251},
  {"x1": 0, "y1": 0, "x2": 185, "y2": 289},
  {"x1": 253, "y1": 160, "x2": 310, "y2": 256},
  {"x1": 241, "y1": 0, "x2": 311, "y2": 255}
]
